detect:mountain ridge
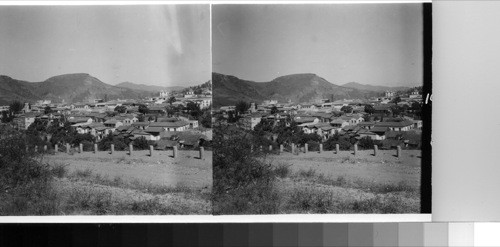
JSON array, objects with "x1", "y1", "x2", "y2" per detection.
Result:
[
  {"x1": 115, "y1": 81, "x2": 184, "y2": 93},
  {"x1": 0, "y1": 73, "x2": 154, "y2": 105},
  {"x1": 341, "y1": 81, "x2": 412, "y2": 92},
  {"x1": 213, "y1": 72, "x2": 381, "y2": 107}
]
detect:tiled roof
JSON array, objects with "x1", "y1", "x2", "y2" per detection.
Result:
[
  {"x1": 374, "y1": 120, "x2": 414, "y2": 128},
  {"x1": 149, "y1": 121, "x2": 189, "y2": 128},
  {"x1": 144, "y1": 127, "x2": 165, "y2": 133}
]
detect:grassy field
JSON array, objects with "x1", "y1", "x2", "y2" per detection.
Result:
[
  {"x1": 265, "y1": 150, "x2": 421, "y2": 214},
  {"x1": 37, "y1": 150, "x2": 213, "y2": 215}
]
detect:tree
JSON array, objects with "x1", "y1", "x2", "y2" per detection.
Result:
[
  {"x1": 43, "y1": 106, "x2": 53, "y2": 114},
  {"x1": 186, "y1": 102, "x2": 202, "y2": 119},
  {"x1": 194, "y1": 88, "x2": 203, "y2": 95},
  {"x1": 200, "y1": 109, "x2": 212, "y2": 128},
  {"x1": 168, "y1": 96, "x2": 176, "y2": 105},
  {"x1": 270, "y1": 106, "x2": 279, "y2": 114},
  {"x1": 114, "y1": 105, "x2": 127, "y2": 113},
  {"x1": 235, "y1": 101, "x2": 250, "y2": 115},
  {"x1": 364, "y1": 105, "x2": 375, "y2": 115},
  {"x1": 9, "y1": 101, "x2": 24, "y2": 115},
  {"x1": 391, "y1": 96, "x2": 402, "y2": 105},
  {"x1": 340, "y1": 105, "x2": 353, "y2": 113},
  {"x1": 138, "y1": 115, "x2": 146, "y2": 122},
  {"x1": 138, "y1": 104, "x2": 149, "y2": 114},
  {"x1": 391, "y1": 105, "x2": 403, "y2": 116}
]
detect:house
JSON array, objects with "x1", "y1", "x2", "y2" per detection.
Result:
[
  {"x1": 295, "y1": 116, "x2": 319, "y2": 126},
  {"x1": 115, "y1": 115, "x2": 138, "y2": 126},
  {"x1": 311, "y1": 112, "x2": 332, "y2": 123},
  {"x1": 131, "y1": 122, "x2": 150, "y2": 130},
  {"x1": 373, "y1": 105, "x2": 392, "y2": 115},
  {"x1": 148, "y1": 106, "x2": 166, "y2": 114},
  {"x1": 312, "y1": 123, "x2": 336, "y2": 139},
  {"x1": 357, "y1": 129, "x2": 385, "y2": 140},
  {"x1": 299, "y1": 104, "x2": 317, "y2": 111},
  {"x1": 131, "y1": 129, "x2": 160, "y2": 141},
  {"x1": 68, "y1": 117, "x2": 93, "y2": 126},
  {"x1": 330, "y1": 119, "x2": 349, "y2": 129},
  {"x1": 103, "y1": 119, "x2": 124, "y2": 129},
  {"x1": 374, "y1": 120, "x2": 414, "y2": 131},
  {"x1": 241, "y1": 113, "x2": 264, "y2": 130},
  {"x1": 340, "y1": 115, "x2": 364, "y2": 125},
  {"x1": 147, "y1": 121, "x2": 190, "y2": 132},
  {"x1": 357, "y1": 122, "x2": 375, "y2": 130},
  {"x1": 370, "y1": 126, "x2": 390, "y2": 137},
  {"x1": 191, "y1": 97, "x2": 212, "y2": 109},
  {"x1": 413, "y1": 120, "x2": 423, "y2": 129},
  {"x1": 12, "y1": 113, "x2": 38, "y2": 130}
]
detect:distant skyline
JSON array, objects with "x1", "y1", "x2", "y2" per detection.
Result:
[
  {"x1": 213, "y1": 4, "x2": 424, "y2": 87},
  {"x1": 0, "y1": 5, "x2": 210, "y2": 87}
]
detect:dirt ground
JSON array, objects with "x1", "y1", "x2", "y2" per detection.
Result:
[
  {"x1": 44, "y1": 150, "x2": 212, "y2": 189},
  {"x1": 265, "y1": 149, "x2": 422, "y2": 187}
]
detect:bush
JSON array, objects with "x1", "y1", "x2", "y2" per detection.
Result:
[
  {"x1": 0, "y1": 133, "x2": 60, "y2": 215},
  {"x1": 357, "y1": 137, "x2": 381, "y2": 150},
  {"x1": 306, "y1": 141, "x2": 320, "y2": 152},
  {"x1": 273, "y1": 163, "x2": 292, "y2": 178},
  {"x1": 324, "y1": 135, "x2": 352, "y2": 151},
  {"x1": 133, "y1": 137, "x2": 151, "y2": 150},
  {"x1": 81, "y1": 140, "x2": 94, "y2": 152},
  {"x1": 212, "y1": 125, "x2": 279, "y2": 214}
]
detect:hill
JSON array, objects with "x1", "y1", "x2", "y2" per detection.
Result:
[
  {"x1": 341, "y1": 82, "x2": 411, "y2": 92},
  {"x1": 0, "y1": 76, "x2": 41, "y2": 105},
  {"x1": 213, "y1": 73, "x2": 378, "y2": 107},
  {"x1": 0, "y1": 73, "x2": 153, "y2": 105},
  {"x1": 115, "y1": 82, "x2": 184, "y2": 93}
]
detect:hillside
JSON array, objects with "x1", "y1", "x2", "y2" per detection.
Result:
[
  {"x1": 0, "y1": 73, "x2": 153, "y2": 105},
  {"x1": 0, "y1": 76, "x2": 41, "y2": 105},
  {"x1": 213, "y1": 73, "x2": 378, "y2": 107},
  {"x1": 115, "y1": 82, "x2": 184, "y2": 93},
  {"x1": 341, "y1": 82, "x2": 410, "y2": 92}
]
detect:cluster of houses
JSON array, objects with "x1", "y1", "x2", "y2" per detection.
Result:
[
  {"x1": 216, "y1": 90, "x2": 423, "y2": 143},
  {"x1": 7, "y1": 110, "x2": 211, "y2": 149},
  {"x1": 238, "y1": 111, "x2": 422, "y2": 141},
  {"x1": 1, "y1": 87, "x2": 213, "y2": 149}
]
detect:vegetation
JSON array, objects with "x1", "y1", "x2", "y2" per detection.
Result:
[
  {"x1": 235, "y1": 101, "x2": 251, "y2": 116},
  {"x1": 213, "y1": 125, "x2": 280, "y2": 214},
  {"x1": 114, "y1": 105, "x2": 127, "y2": 113}
]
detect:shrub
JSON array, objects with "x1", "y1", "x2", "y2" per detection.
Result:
[
  {"x1": 0, "y1": 133, "x2": 61, "y2": 215},
  {"x1": 133, "y1": 137, "x2": 150, "y2": 150},
  {"x1": 297, "y1": 168, "x2": 316, "y2": 178},
  {"x1": 51, "y1": 163, "x2": 68, "y2": 178},
  {"x1": 306, "y1": 141, "x2": 320, "y2": 152},
  {"x1": 273, "y1": 163, "x2": 292, "y2": 178},
  {"x1": 324, "y1": 135, "x2": 352, "y2": 151},
  {"x1": 212, "y1": 124, "x2": 279, "y2": 214},
  {"x1": 81, "y1": 140, "x2": 94, "y2": 152},
  {"x1": 357, "y1": 137, "x2": 381, "y2": 150}
]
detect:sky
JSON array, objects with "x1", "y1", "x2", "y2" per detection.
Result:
[
  {"x1": 0, "y1": 5, "x2": 210, "y2": 87},
  {"x1": 213, "y1": 4, "x2": 424, "y2": 87}
]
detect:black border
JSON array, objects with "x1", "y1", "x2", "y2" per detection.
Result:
[{"x1": 421, "y1": 2, "x2": 432, "y2": 214}]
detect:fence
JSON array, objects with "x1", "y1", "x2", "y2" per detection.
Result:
[
  {"x1": 26, "y1": 143, "x2": 207, "y2": 160},
  {"x1": 251, "y1": 143, "x2": 404, "y2": 158}
]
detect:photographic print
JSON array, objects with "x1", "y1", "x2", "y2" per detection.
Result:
[
  {"x1": 0, "y1": 5, "x2": 212, "y2": 215},
  {"x1": 212, "y1": 4, "x2": 431, "y2": 215}
]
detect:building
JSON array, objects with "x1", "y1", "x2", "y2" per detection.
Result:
[
  {"x1": 160, "y1": 90, "x2": 169, "y2": 98},
  {"x1": 385, "y1": 91, "x2": 395, "y2": 98},
  {"x1": 409, "y1": 90, "x2": 421, "y2": 99},
  {"x1": 374, "y1": 120, "x2": 414, "y2": 131},
  {"x1": 241, "y1": 113, "x2": 264, "y2": 130},
  {"x1": 147, "y1": 121, "x2": 189, "y2": 132},
  {"x1": 13, "y1": 114, "x2": 37, "y2": 130}
]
